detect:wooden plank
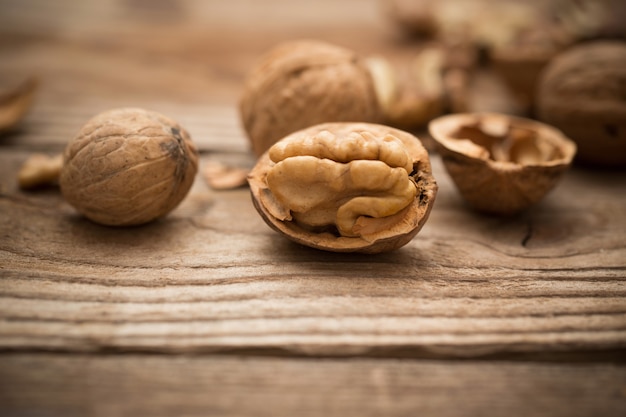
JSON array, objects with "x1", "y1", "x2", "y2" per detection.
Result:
[
  {"x1": 1, "y1": 354, "x2": 625, "y2": 417},
  {"x1": 1, "y1": 147, "x2": 625, "y2": 358},
  {"x1": 3, "y1": 1, "x2": 626, "y2": 415},
  {"x1": 1, "y1": 0, "x2": 625, "y2": 361}
]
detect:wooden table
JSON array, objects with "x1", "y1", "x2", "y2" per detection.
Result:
[{"x1": 1, "y1": 1, "x2": 625, "y2": 415}]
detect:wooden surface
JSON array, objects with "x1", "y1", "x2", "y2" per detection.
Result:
[
  {"x1": 1, "y1": 0, "x2": 625, "y2": 416},
  {"x1": 2, "y1": 354, "x2": 625, "y2": 417}
]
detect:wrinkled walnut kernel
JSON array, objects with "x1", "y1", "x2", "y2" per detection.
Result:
[
  {"x1": 248, "y1": 122, "x2": 437, "y2": 253},
  {"x1": 266, "y1": 132, "x2": 418, "y2": 238}
]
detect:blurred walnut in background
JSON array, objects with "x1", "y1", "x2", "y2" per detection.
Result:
[
  {"x1": 536, "y1": 40, "x2": 626, "y2": 167},
  {"x1": 384, "y1": 0, "x2": 625, "y2": 45},
  {"x1": 239, "y1": 40, "x2": 381, "y2": 157},
  {"x1": 383, "y1": 0, "x2": 626, "y2": 114}
]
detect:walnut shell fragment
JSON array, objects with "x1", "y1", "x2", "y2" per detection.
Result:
[
  {"x1": 428, "y1": 112, "x2": 576, "y2": 215},
  {"x1": 60, "y1": 108, "x2": 198, "y2": 226},
  {"x1": 248, "y1": 122, "x2": 438, "y2": 253},
  {"x1": 18, "y1": 153, "x2": 63, "y2": 189},
  {"x1": 202, "y1": 160, "x2": 249, "y2": 190},
  {"x1": 239, "y1": 40, "x2": 381, "y2": 157},
  {"x1": 365, "y1": 46, "x2": 445, "y2": 130},
  {"x1": 0, "y1": 77, "x2": 38, "y2": 134},
  {"x1": 536, "y1": 41, "x2": 626, "y2": 167}
]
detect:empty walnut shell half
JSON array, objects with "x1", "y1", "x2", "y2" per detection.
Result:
[
  {"x1": 428, "y1": 112, "x2": 576, "y2": 215},
  {"x1": 248, "y1": 122, "x2": 438, "y2": 253},
  {"x1": 239, "y1": 39, "x2": 381, "y2": 157},
  {"x1": 60, "y1": 108, "x2": 198, "y2": 226}
]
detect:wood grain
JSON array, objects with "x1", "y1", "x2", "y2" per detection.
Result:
[
  {"x1": 1, "y1": 354, "x2": 625, "y2": 417},
  {"x1": 1, "y1": 1, "x2": 626, "y2": 415},
  {"x1": 2, "y1": 144, "x2": 625, "y2": 358}
]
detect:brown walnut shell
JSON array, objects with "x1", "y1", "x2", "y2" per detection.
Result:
[
  {"x1": 536, "y1": 40, "x2": 626, "y2": 167},
  {"x1": 365, "y1": 47, "x2": 445, "y2": 131},
  {"x1": 60, "y1": 108, "x2": 198, "y2": 226},
  {"x1": 248, "y1": 122, "x2": 437, "y2": 253},
  {"x1": 428, "y1": 112, "x2": 576, "y2": 215},
  {"x1": 0, "y1": 77, "x2": 38, "y2": 134},
  {"x1": 239, "y1": 39, "x2": 381, "y2": 157}
]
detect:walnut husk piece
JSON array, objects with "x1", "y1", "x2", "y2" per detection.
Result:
[
  {"x1": 536, "y1": 41, "x2": 626, "y2": 167},
  {"x1": 60, "y1": 108, "x2": 198, "y2": 226},
  {"x1": 239, "y1": 40, "x2": 381, "y2": 157},
  {"x1": 429, "y1": 112, "x2": 576, "y2": 215},
  {"x1": 248, "y1": 122, "x2": 437, "y2": 253}
]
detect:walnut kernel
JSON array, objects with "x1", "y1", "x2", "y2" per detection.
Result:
[{"x1": 248, "y1": 122, "x2": 437, "y2": 253}]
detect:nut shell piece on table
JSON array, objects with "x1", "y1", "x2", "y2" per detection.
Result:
[{"x1": 428, "y1": 112, "x2": 576, "y2": 215}]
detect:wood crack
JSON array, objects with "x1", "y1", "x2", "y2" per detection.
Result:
[{"x1": 521, "y1": 219, "x2": 533, "y2": 247}]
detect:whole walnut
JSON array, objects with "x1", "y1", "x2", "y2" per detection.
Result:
[
  {"x1": 60, "y1": 108, "x2": 198, "y2": 226},
  {"x1": 239, "y1": 40, "x2": 382, "y2": 157},
  {"x1": 536, "y1": 41, "x2": 626, "y2": 167}
]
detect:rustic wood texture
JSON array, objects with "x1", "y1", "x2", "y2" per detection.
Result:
[
  {"x1": 2, "y1": 146, "x2": 625, "y2": 358},
  {"x1": 1, "y1": 0, "x2": 625, "y2": 415},
  {"x1": 2, "y1": 354, "x2": 625, "y2": 417}
]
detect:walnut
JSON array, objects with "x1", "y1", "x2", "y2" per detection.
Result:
[
  {"x1": 549, "y1": 0, "x2": 626, "y2": 41},
  {"x1": 536, "y1": 40, "x2": 626, "y2": 167},
  {"x1": 59, "y1": 108, "x2": 198, "y2": 226},
  {"x1": 239, "y1": 40, "x2": 381, "y2": 157},
  {"x1": 248, "y1": 122, "x2": 437, "y2": 253},
  {"x1": 383, "y1": 0, "x2": 554, "y2": 44},
  {"x1": 428, "y1": 112, "x2": 576, "y2": 215}
]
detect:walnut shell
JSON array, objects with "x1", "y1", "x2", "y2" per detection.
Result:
[
  {"x1": 0, "y1": 77, "x2": 38, "y2": 134},
  {"x1": 248, "y1": 122, "x2": 437, "y2": 253},
  {"x1": 239, "y1": 40, "x2": 381, "y2": 157},
  {"x1": 365, "y1": 47, "x2": 445, "y2": 130},
  {"x1": 60, "y1": 108, "x2": 198, "y2": 226},
  {"x1": 428, "y1": 112, "x2": 576, "y2": 215},
  {"x1": 536, "y1": 41, "x2": 626, "y2": 167}
]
